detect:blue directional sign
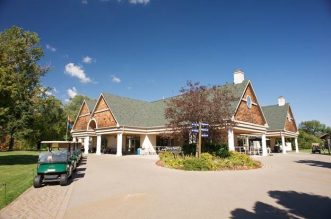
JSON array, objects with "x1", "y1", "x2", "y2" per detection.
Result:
[
  {"x1": 191, "y1": 123, "x2": 199, "y2": 127},
  {"x1": 201, "y1": 134, "x2": 209, "y2": 138},
  {"x1": 191, "y1": 129, "x2": 199, "y2": 133},
  {"x1": 201, "y1": 128, "x2": 209, "y2": 132},
  {"x1": 200, "y1": 123, "x2": 209, "y2": 126}
]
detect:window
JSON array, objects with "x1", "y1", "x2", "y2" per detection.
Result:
[
  {"x1": 246, "y1": 96, "x2": 252, "y2": 109},
  {"x1": 287, "y1": 112, "x2": 293, "y2": 122}
]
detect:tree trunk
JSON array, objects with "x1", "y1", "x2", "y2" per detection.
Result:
[
  {"x1": 8, "y1": 131, "x2": 14, "y2": 151},
  {"x1": 37, "y1": 141, "x2": 41, "y2": 151}
]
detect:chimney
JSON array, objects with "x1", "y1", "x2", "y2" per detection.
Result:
[
  {"x1": 233, "y1": 69, "x2": 245, "y2": 84},
  {"x1": 278, "y1": 96, "x2": 286, "y2": 106}
]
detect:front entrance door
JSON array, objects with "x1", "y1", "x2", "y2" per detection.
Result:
[{"x1": 125, "y1": 136, "x2": 140, "y2": 154}]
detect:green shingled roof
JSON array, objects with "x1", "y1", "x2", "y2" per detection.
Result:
[
  {"x1": 102, "y1": 94, "x2": 166, "y2": 127},
  {"x1": 100, "y1": 81, "x2": 249, "y2": 127},
  {"x1": 223, "y1": 80, "x2": 250, "y2": 113},
  {"x1": 261, "y1": 104, "x2": 289, "y2": 131},
  {"x1": 85, "y1": 99, "x2": 97, "y2": 112}
]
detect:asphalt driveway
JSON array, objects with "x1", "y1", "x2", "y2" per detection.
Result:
[{"x1": 64, "y1": 153, "x2": 331, "y2": 219}]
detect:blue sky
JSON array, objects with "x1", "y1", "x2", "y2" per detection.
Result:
[{"x1": 1, "y1": 0, "x2": 331, "y2": 126}]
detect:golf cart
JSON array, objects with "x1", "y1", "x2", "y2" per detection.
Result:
[
  {"x1": 33, "y1": 141, "x2": 82, "y2": 188},
  {"x1": 312, "y1": 143, "x2": 321, "y2": 154}
]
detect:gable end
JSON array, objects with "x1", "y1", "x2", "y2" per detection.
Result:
[{"x1": 234, "y1": 83, "x2": 267, "y2": 126}]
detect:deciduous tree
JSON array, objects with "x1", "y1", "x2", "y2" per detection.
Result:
[
  {"x1": 164, "y1": 81, "x2": 236, "y2": 157},
  {"x1": 26, "y1": 90, "x2": 67, "y2": 149},
  {"x1": 299, "y1": 120, "x2": 327, "y2": 136},
  {"x1": 0, "y1": 26, "x2": 47, "y2": 150},
  {"x1": 64, "y1": 95, "x2": 92, "y2": 123}
]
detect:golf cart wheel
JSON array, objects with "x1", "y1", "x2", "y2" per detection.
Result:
[
  {"x1": 33, "y1": 175, "x2": 42, "y2": 188},
  {"x1": 60, "y1": 174, "x2": 68, "y2": 186}
]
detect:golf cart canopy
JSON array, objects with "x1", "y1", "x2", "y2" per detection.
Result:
[
  {"x1": 38, "y1": 151, "x2": 69, "y2": 163},
  {"x1": 41, "y1": 141, "x2": 75, "y2": 145},
  {"x1": 41, "y1": 141, "x2": 81, "y2": 147}
]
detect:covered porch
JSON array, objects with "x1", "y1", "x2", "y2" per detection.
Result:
[
  {"x1": 227, "y1": 125, "x2": 269, "y2": 156},
  {"x1": 74, "y1": 132, "x2": 158, "y2": 156},
  {"x1": 266, "y1": 131, "x2": 299, "y2": 154}
]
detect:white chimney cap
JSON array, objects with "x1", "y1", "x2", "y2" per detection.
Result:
[
  {"x1": 233, "y1": 69, "x2": 245, "y2": 84},
  {"x1": 278, "y1": 96, "x2": 286, "y2": 106}
]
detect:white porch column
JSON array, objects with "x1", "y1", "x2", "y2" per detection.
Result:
[
  {"x1": 84, "y1": 136, "x2": 89, "y2": 155},
  {"x1": 96, "y1": 135, "x2": 102, "y2": 155},
  {"x1": 245, "y1": 136, "x2": 249, "y2": 147},
  {"x1": 281, "y1": 134, "x2": 286, "y2": 154},
  {"x1": 116, "y1": 132, "x2": 123, "y2": 156},
  {"x1": 228, "y1": 128, "x2": 235, "y2": 151},
  {"x1": 261, "y1": 134, "x2": 267, "y2": 156},
  {"x1": 295, "y1": 137, "x2": 299, "y2": 153}
]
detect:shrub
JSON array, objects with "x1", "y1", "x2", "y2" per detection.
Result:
[
  {"x1": 159, "y1": 151, "x2": 175, "y2": 160},
  {"x1": 182, "y1": 143, "x2": 196, "y2": 155},
  {"x1": 215, "y1": 145, "x2": 230, "y2": 158},
  {"x1": 159, "y1": 151, "x2": 184, "y2": 169},
  {"x1": 200, "y1": 152, "x2": 214, "y2": 160},
  {"x1": 182, "y1": 142, "x2": 230, "y2": 157},
  {"x1": 217, "y1": 152, "x2": 261, "y2": 170},
  {"x1": 298, "y1": 131, "x2": 322, "y2": 149},
  {"x1": 202, "y1": 142, "x2": 229, "y2": 157},
  {"x1": 159, "y1": 151, "x2": 261, "y2": 171},
  {"x1": 182, "y1": 153, "x2": 216, "y2": 171}
]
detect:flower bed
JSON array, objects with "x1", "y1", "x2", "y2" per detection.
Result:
[{"x1": 158, "y1": 151, "x2": 261, "y2": 171}]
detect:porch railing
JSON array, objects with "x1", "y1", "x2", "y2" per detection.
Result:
[{"x1": 153, "y1": 146, "x2": 182, "y2": 155}]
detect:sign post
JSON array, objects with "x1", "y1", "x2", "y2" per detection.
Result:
[{"x1": 192, "y1": 122, "x2": 209, "y2": 158}]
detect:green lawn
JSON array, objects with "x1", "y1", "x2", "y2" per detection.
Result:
[{"x1": 0, "y1": 151, "x2": 39, "y2": 209}]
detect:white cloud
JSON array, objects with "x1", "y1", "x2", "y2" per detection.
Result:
[
  {"x1": 65, "y1": 63, "x2": 91, "y2": 83},
  {"x1": 111, "y1": 75, "x2": 121, "y2": 83},
  {"x1": 129, "y1": 0, "x2": 150, "y2": 4},
  {"x1": 82, "y1": 56, "x2": 93, "y2": 64},
  {"x1": 82, "y1": 0, "x2": 88, "y2": 4},
  {"x1": 67, "y1": 87, "x2": 78, "y2": 99},
  {"x1": 46, "y1": 44, "x2": 56, "y2": 52}
]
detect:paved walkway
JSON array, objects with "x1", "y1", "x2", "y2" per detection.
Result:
[
  {"x1": 65, "y1": 153, "x2": 331, "y2": 219},
  {"x1": 1, "y1": 153, "x2": 331, "y2": 219},
  {"x1": 0, "y1": 158, "x2": 87, "y2": 219}
]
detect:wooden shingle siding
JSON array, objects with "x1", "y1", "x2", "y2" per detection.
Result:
[
  {"x1": 92, "y1": 96, "x2": 117, "y2": 128},
  {"x1": 94, "y1": 97, "x2": 109, "y2": 112},
  {"x1": 242, "y1": 84, "x2": 258, "y2": 103},
  {"x1": 73, "y1": 102, "x2": 90, "y2": 130},
  {"x1": 94, "y1": 110, "x2": 117, "y2": 128},
  {"x1": 234, "y1": 84, "x2": 266, "y2": 126},
  {"x1": 73, "y1": 115, "x2": 90, "y2": 130},
  {"x1": 80, "y1": 103, "x2": 90, "y2": 115},
  {"x1": 285, "y1": 107, "x2": 297, "y2": 132}
]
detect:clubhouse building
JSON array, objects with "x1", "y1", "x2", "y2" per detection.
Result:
[{"x1": 71, "y1": 70, "x2": 299, "y2": 156}]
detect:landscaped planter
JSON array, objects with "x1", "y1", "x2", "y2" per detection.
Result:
[{"x1": 157, "y1": 151, "x2": 261, "y2": 171}]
